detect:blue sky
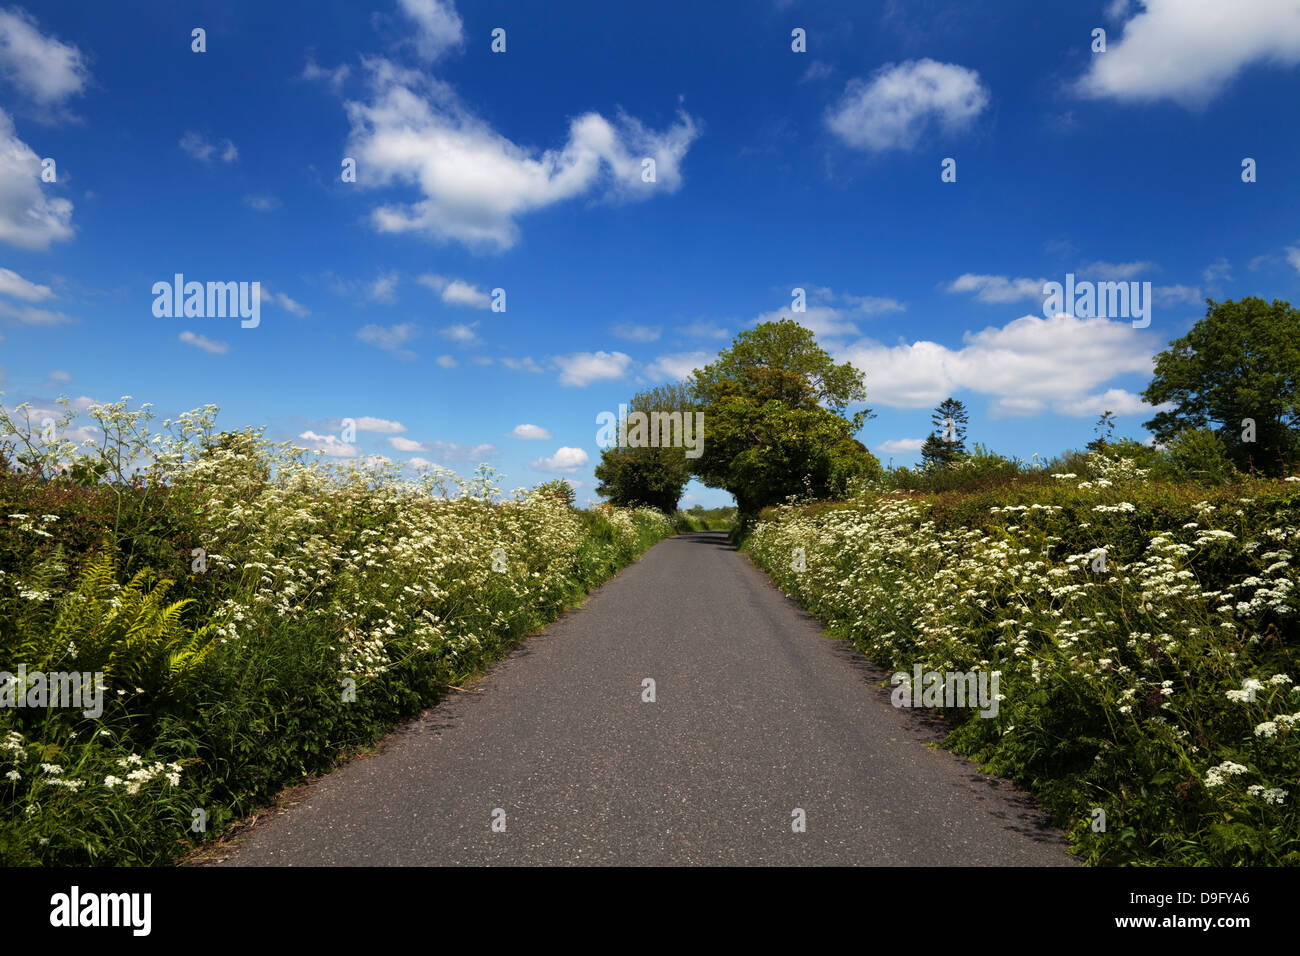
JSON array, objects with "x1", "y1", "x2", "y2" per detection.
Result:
[{"x1": 2, "y1": 0, "x2": 1300, "y2": 507}]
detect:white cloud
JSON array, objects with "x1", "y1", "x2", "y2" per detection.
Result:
[
  {"x1": 353, "y1": 417, "x2": 406, "y2": 434},
  {"x1": 0, "y1": 266, "x2": 52, "y2": 301},
  {"x1": 243, "y1": 194, "x2": 281, "y2": 212},
  {"x1": 1154, "y1": 284, "x2": 1203, "y2": 305},
  {"x1": 428, "y1": 440, "x2": 498, "y2": 461},
  {"x1": 644, "y1": 351, "x2": 711, "y2": 381},
  {"x1": 435, "y1": 354, "x2": 457, "y2": 368},
  {"x1": 397, "y1": 0, "x2": 464, "y2": 62},
  {"x1": 826, "y1": 59, "x2": 989, "y2": 151},
  {"x1": 301, "y1": 59, "x2": 351, "y2": 92},
  {"x1": 418, "y1": 274, "x2": 492, "y2": 309},
  {"x1": 0, "y1": 8, "x2": 88, "y2": 107},
  {"x1": 801, "y1": 60, "x2": 834, "y2": 83},
  {"x1": 344, "y1": 57, "x2": 699, "y2": 249},
  {"x1": 1286, "y1": 244, "x2": 1300, "y2": 274},
  {"x1": 1057, "y1": 388, "x2": 1160, "y2": 418},
  {"x1": 512, "y1": 423, "x2": 551, "y2": 440},
  {"x1": 357, "y1": 322, "x2": 418, "y2": 359},
  {"x1": 680, "y1": 320, "x2": 729, "y2": 339},
  {"x1": 754, "y1": 305, "x2": 859, "y2": 340},
  {"x1": 555, "y1": 350, "x2": 631, "y2": 386},
  {"x1": 532, "y1": 446, "x2": 589, "y2": 472},
  {"x1": 838, "y1": 313, "x2": 1157, "y2": 415},
  {"x1": 178, "y1": 331, "x2": 228, "y2": 355},
  {"x1": 297, "y1": 430, "x2": 357, "y2": 457},
  {"x1": 843, "y1": 294, "x2": 906, "y2": 315},
  {"x1": 259, "y1": 283, "x2": 310, "y2": 316},
  {"x1": 369, "y1": 272, "x2": 400, "y2": 302},
  {"x1": 1080, "y1": 260, "x2": 1157, "y2": 280},
  {"x1": 389, "y1": 435, "x2": 427, "y2": 452},
  {"x1": 0, "y1": 109, "x2": 73, "y2": 249},
  {"x1": 180, "y1": 132, "x2": 238, "y2": 164},
  {"x1": 876, "y1": 438, "x2": 925, "y2": 454},
  {"x1": 0, "y1": 299, "x2": 72, "y2": 324},
  {"x1": 946, "y1": 273, "x2": 1049, "y2": 304},
  {"x1": 1075, "y1": 0, "x2": 1300, "y2": 107},
  {"x1": 439, "y1": 321, "x2": 478, "y2": 344},
  {"x1": 613, "y1": 322, "x2": 662, "y2": 342},
  {"x1": 1203, "y1": 257, "x2": 1232, "y2": 283},
  {"x1": 501, "y1": 356, "x2": 542, "y2": 373}
]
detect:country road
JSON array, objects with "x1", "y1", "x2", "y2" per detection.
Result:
[{"x1": 212, "y1": 531, "x2": 1075, "y2": 866}]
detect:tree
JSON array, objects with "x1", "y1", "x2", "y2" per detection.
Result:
[
  {"x1": 920, "y1": 397, "x2": 968, "y2": 470},
  {"x1": 593, "y1": 382, "x2": 693, "y2": 513},
  {"x1": 1142, "y1": 297, "x2": 1300, "y2": 475},
  {"x1": 689, "y1": 319, "x2": 879, "y2": 516},
  {"x1": 1086, "y1": 410, "x2": 1117, "y2": 452}
]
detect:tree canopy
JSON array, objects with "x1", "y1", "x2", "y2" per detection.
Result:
[{"x1": 1142, "y1": 297, "x2": 1300, "y2": 475}]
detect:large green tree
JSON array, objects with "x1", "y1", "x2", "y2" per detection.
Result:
[
  {"x1": 593, "y1": 382, "x2": 694, "y2": 512},
  {"x1": 1142, "y1": 297, "x2": 1300, "y2": 475},
  {"x1": 920, "y1": 396, "x2": 968, "y2": 470},
  {"x1": 689, "y1": 319, "x2": 879, "y2": 516}
]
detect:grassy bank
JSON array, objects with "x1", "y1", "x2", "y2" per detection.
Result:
[
  {"x1": 744, "y1": 452, "x2": 1300, "y2": 865},
  {"x1": 0, "y1": 398, "x2": 673, "y2": 865}
]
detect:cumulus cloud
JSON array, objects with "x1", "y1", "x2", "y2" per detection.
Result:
[
  {"x1": 876, "y1": 438, "x2": 925, "y2": 454},
  {"x1": 501, "y1": 356, "x2": 542, "y2": 373},
  {"x1": 0, "y1": 109, "x2": 73, "y2": 249},
  {"x1": 0, "y1": 299, "x2": 73, "y2": 324},
  {"x1": 344, "y1": 57, "x2": 699, "y2": 248},
  {"x1": 439, "y1": 321, "x2": 478, "y2": 344},
  {"x1": 418, "y1": 273, "x2": 492, "y2": 308},
  {"x1": 1080, "y1": 260, "x2": 1157, "y2": 280},
  {"x1": 369, "y1": 271, "x2": 400, "y2": 302},
  {"x1": 435, "y1": 354, "x2": 457, "y2": 368},
  {"x1": 357, "y1": 322, "x2": 418, "y2": 359},
  {"x1": 532, "y1": 446, "x2": 589, "y2": 472},
  {"x1": 397, "y1": 0, "x2": 464, "y2": 62},
  {"x1": 512, "y1": 424, "x2": 551, "y2": 440},
  {"x1": 1287, "y1": 243, "x2": 1300, "y2": 274},
  {"x1": 554, "y1": 350, "x2": 631, "y2": 386},
  {"x1": 1203, "y1": 257, "x2": 1232, "y2": 284},
  {"x1": 946, "y1": 273, "x2": 1049, "y2": 304},
  {"x1": 388, "y1": 435, "x2": 426, "y2": 452},
  {"x1": 297, "y1": 430, "x2": 357, "y2": 457},
  {"x1": 612, "y1": 322, "x2": 662, "y2": 342},
  {"x1": 353, "y1": 417, "x2": 406, "y2": 433},
  {"x1": 826, "y1": 59, "x2": 989, "y2": 151},
  {"x1": 259, "y1": 283, "x2": 310, "y2": 316},
  {"x1": 0, "y1": 266, "x2": 52, "y2": 301},
  {"x1": 180, "y1": 131, "x2": 238, "y2": 164},
  {"x1": 1076, "y1": 0, "x2": 1300, "y2": 107},
  {"x1": 644, "y1": 351, "x2": 712, "y2": 382},
  {"x1": 243, "y1": 194, "x2": 281, "y2": 212},
  {"x1": 178, "y1": 331, "x2": 228, "y2": 355},
  {"x1": 0, "y1": 8, "x2": 88, "y2": 107},
  {"x1": 301, "y1": 58, "x2": 351, "y2": 92},
  {"x1": 838, "y1": 312, "x2": 1159, "y2": 416}
]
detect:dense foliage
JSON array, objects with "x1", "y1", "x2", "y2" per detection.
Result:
[
  {"x1": 745, "y1": 452, "x2": 1300, "y2": 864},
  {"x1": 0, "y1": 397, "x2": 673, "y2": 864}
]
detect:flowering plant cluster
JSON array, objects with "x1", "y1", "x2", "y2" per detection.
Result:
[
  {"x1": 0, "y1": 396, "x2": 671, "y2": 864},
  {"x1": 746, "y1": 459, "x2": 1300, "y2": 865}
]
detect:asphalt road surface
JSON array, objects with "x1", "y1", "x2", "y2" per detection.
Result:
[{"x1": 214, "y1": 531, "x2": 1075, "y2": 866}]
